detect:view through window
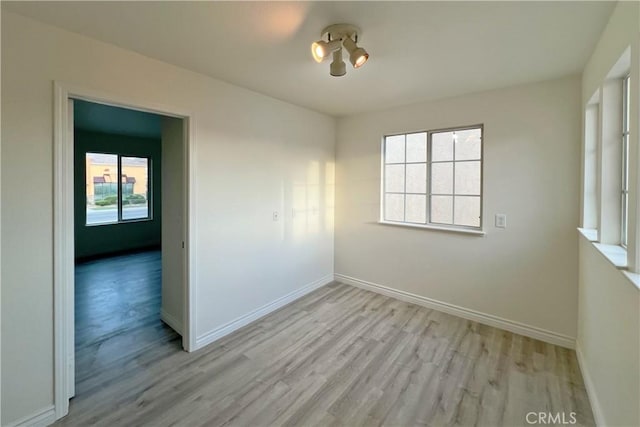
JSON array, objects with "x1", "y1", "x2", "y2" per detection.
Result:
[{"x1": 86, "y1": 152, "x2": 150, "y2": 225}]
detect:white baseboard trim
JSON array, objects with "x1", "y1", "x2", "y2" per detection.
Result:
[
  {"x1": 335, "y1": 273, "x2": 576, "y2": 349},
  {"x1": 195, "y1": 274, "x2": 334, "y2": 350},
  {"x1": 5, "y1": 405, "x2": 56, "y2": 427},
  {"x1": 575, "y1": 344, "x2": 605, "y2": 426},
  {"x1": 160, "y1": 309, "x2": 183, "y2": 336}
]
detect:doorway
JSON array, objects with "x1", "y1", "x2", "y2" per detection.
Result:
[
  {"x1": 73, "y1": 100, "x2": 173, "y2": 401},
  {"x1": 53, "y1": 83, "x2": 195, "y2": 420}
]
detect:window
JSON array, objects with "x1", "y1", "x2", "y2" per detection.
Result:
[
  {"x1": 382, "y1": 125, "x2": 483, "y2": 230},
  {"x1": 86, "y1": 152, "x2": 151, "y2": 225},
  {"x1": 621, "y1": 75, "x2": 630, "y2": 246}
]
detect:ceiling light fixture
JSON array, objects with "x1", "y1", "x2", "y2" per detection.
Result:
[
  {"x1": 311, "y1": 24, "x2": 369, "y2": 77},
  {"x1": 329, "y1": 49, "x2": 346, "y2": 77}
]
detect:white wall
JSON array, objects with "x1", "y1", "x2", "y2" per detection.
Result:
[
  {"x1": 0, "y1": 12, "x2": 335, "y2": 425},
  {"x1": 577, "y1": 236, "x2": 640, "y2": 427},
  {"x1": 335, "y1": 76, "x2": 582, "y2": 341},
  {"x1": 577, "y1": 2, "x2": 640, "y2": 426}
]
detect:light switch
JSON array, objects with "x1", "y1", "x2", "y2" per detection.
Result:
[
  {"x1": 495, "y1": 214, "x2": 507, "y2": 228},
  {"x1": 273, "y1": 211, "x2": 279, "y2": 221}
]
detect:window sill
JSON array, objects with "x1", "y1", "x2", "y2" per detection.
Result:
[
  {"x1": 86, "y1": 218, "x2": 153, "y2": 227},
  {"x1": 578, "y1": 228, "x2": 640, "y2": 291},
  {"x1": 577, "y1": 227, "x2": 598, "y2": 242},
  {"x1": 593, "y1": 243, "x2": 628, "y2": 269},
  {"x1": 378, "y1": 221, "x2": 485, "y2": 236},
  {"x1": 578, "y1": 228, "x2": 627, "y2": 268},
  {"x1": 622, "y1": 271, "x2": 640, "y2": 291}
]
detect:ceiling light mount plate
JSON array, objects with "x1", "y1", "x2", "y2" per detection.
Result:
[{"x1": 322, "y1": 23, "x2": 361, "y2": 43}]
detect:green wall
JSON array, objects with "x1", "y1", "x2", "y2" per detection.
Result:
[{"x1": 74, "y1": 130, "x2": 161, "y2": 259}]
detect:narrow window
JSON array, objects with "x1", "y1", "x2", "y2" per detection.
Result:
[{"x1": 621, "y1": 75, "x2": 630, "y2": 247}]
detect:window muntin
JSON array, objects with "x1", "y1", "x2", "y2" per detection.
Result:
[
  {"x1": 382, "y1": 126, "x2": 483, "y2": 230},
  {"x1": 86, "y1": 153, "x2": 151, "y2": 225},
  {"x1": 621, "y1": 75, "x2": 630, "y2": 247}
]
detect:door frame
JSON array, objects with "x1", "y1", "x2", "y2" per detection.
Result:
[{"x1": 53, "y1": 81, "x2": 198, "y2": 420}]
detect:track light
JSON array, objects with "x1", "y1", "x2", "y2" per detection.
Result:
[
  {"x1": 311, "y1": 39, "x2": 342, "y2": 63},
  {"x1": 330, "y1": 49, "x2": 346, "y2": 77},
  {"x1": 342, "y1": 36, "x2": 369, "y2": 68},
  {"x1": 311, "y1": 23, "x2": 369, "y2": 77}
]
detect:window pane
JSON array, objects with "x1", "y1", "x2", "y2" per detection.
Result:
[
  {"x1": 406, "y1": 163, "x2": 426, "y2": 193},
  {"x1": 121, "y1": 157, "x2": 150, "y2": 220},
  {"x1": 385, "y1": 164, "x2": 405, "y2": 193},
  {"x1": 406, "y1": 132, "x2": 427, "y2": 163},
  {"x1": 406, "y1": 194, "x2": 426, "y2": 223},
  {"x1": 385, "y1": 194, "x2": 404, "y2": 222},
  {"x1": 385, "y1": 135, "x2": 405, "y2": 163},
  {"x1": 454, "y1": 161, "x2": 481, "y2": 195},
  {"x1": 624, "y1": 77, "x2": 630, "y2": 133},
  {"x1": 431, "y1": 195, "x2": 453, "y2": 224},
  {"x1": 622, "y1": 193, "x2": 628, "y2": 246},
  {"x1": 623, "y1": 134, "x2": 629, "y2": 190},
  {"x1": 431, "y1": 162, "x2": 453, "y2": 194},
  {"x1": 86, "y1": 153, "x2": 118, "y2": 225},
  {"x1": 432, "y1": 131, "x2": 454, "y2": 161},
  {"x1": 454, "y1": 196, "x2": 481, "y2": 227},
  {"x1": 455, "y1": 128, "x2": 482, "y2": 160},
  {"x1": 622, "y1": 76, "x2": 630, "y2": 246}
]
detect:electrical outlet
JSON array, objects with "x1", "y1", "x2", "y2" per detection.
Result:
[{"x1": 495, "y1": 214, "x2": 507, "y2": 228}]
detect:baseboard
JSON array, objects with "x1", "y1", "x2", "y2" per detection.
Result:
[
  {"x1": 335, "y1": 273, "x2": 576, "y2": 349},
  {"x1": 575, "y1": 344, "x2": 605, "y2": 426},
  {"x1": 5, "y1": 405, "x2": 56, "y2": 427},
  {"x1": 160, "y1": 308, "x2": 183, "y2": 336},
  {"x1": 75, "y1": 244, "x2": 161, "y2": 264},
  {"x1": 195, "y1": 274, "x2": 334, "y2": 350}
]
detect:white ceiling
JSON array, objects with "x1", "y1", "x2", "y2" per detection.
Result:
[{"x1": 4, "y1": 1, "x2": 614, "y2": 116}]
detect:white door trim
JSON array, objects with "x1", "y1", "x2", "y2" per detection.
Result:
[{"x1": 52, "y1": 81, "x2": 197, "y2": 420}]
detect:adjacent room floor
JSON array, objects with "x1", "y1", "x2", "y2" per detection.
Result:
[
  {"x1": 73, "y1": 250, "x2": 182, "y2": 400},
  {"x1": 61, "y1": 269, "x2": 594, "y2": 426}
]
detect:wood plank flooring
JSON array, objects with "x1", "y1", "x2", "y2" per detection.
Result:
[
  {"x1": 74, "y1": 250, "x2": 182, "y2": 398},
  {"x1": 60, "y1": 255, "x2": 594, "y2": 426}
]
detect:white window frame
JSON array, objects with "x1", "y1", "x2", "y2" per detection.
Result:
[{"x1": 380, "y1": 124, "x2": 484, "y2": 233}]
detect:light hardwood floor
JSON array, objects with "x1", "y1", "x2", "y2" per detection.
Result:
[
  {"x1": 73, "y1": 250, "x2": 181, "y2": 397},
  {"x1": 60, "y1": 253, "x2": 594, "y2": 426}
]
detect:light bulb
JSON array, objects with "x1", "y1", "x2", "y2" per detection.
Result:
[
  {"x1": 354, "y1": 53, "x2": 368, "y2": 68},
  {"x1": 311, "y1": 41, "x2": 326, "y2": 63}
]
